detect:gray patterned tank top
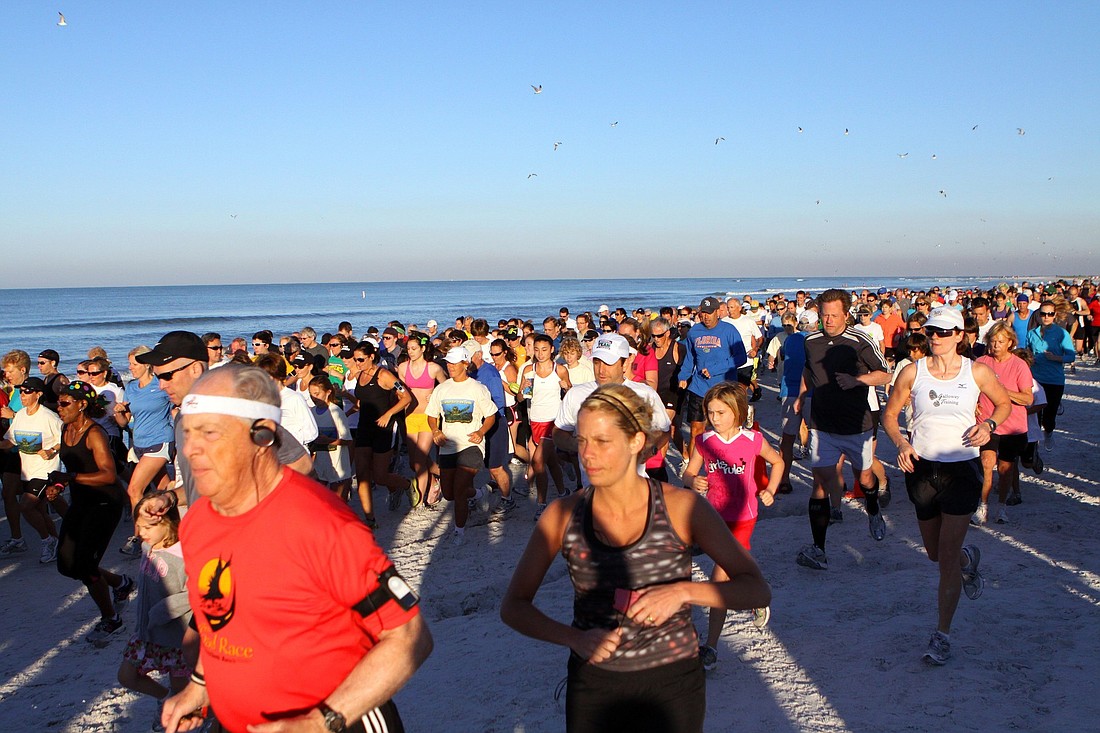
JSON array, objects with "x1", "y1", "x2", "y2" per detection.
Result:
[{"x1": 561, "y1": 479, "x2": 699, "y2": 672}]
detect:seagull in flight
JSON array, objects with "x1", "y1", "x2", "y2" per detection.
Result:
[
  {"x1": 531, "y1": 85, "x2": 542, "y2": 94},
  {"x1": 57, "y1": 12, "x2": 66, "y2": 26},
  {"x1": 609, "y1": 121, "x2": 618, "y2": 127},
  {"x1": 844, "y1": 128, "x2": 849, "y2": 135},
  {"x1": 931, "y1": 154, "x2": 937, "y2": 160},
  {"x1": 939, "y1": 190, "x2": 947, "y2": 198},
  {"x1": 897, "y1": 153, "x2": 908, "y2": 159},
  {"x1": 553, "y1": 142, "x2": 562, "y2": 151},
  {"x1": 527, "y1": 173, "x2": 538, "y2": 179},
  {"x1": 1017, "y1": 128, "x2": 1026, "y2": 136},
  {"x1": 971, "y1": 124, "x2": 979, "y2": 131},
  {"x1": 229, "y1": 214, "x2": 238, "y2": 219},
  {"x1": 797, "y1": 127, "x2": 803, "y2": 133},
  {"x1": 715, "y1": 137, "x2": 725, "y2": 145}
]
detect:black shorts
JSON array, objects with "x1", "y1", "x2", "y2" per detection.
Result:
[
  {"x1": 355, "y1": 421, "x2": 396, "y2": 453},
  {"x1": 683, "y1": 391, "x2": 706, "y2": 423},
  {"x1": 566, "y1": 653, "x2": 705, "y2": 733},
  {"x1": 980, "y1": 432, "x2": 1028, "y2": 462},
  {"x1": 736, "y1": 365, "x2": 753, "y2": 386},
  {"x1": 22, "y1": 478, "x2": 49, "y2": 499},
  {"x1": 484, "y1": 417, "x2": 510, "y2": 469},
  {"x1": 904, "y1": 458, "x2": 983, "y2": 521},
  {"x1": 438, "y1": 446, "x2": 483, "y2": 471},
  {"x1": 57, "y1": 497, "x2": 124, "y2": 582}
]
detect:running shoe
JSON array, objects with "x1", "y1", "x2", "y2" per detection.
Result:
[
  {"x1": 556, "y1": 486, "x2": 572, "y2": 498},
  {"x1": 512, "y1": 482, "x2": 530, "y2": 498},
  {"x1": 119, "y1": 535, "x2": 142, "y2": 557},
  {"x1": 970, "y1": 502, "x2": 987, "y2": 526},
  {"x1": 450, "y1": 530, "x2": 465, "y2": 547},
  {"x1": 363, "y1": 513, "x2": 378, "y2": 529},
  {"x1": 961, "y1": 544, "x2": 984, "y2": 600},
  {"x1": 750, "y1": 386, "x2": 762, "y2": 403},
  {"x1": 879, "y1": 478, "x2": 892, "y2": 509},
  {"x1": 40, "y1": 536, "x2": 58, "y2": 564},
  {"x1": 829, "y1": 507, "x2": 843, "y2": 524},
  {"x1": 698, "y1": 645, "x2": 719, "y2": 672},
  {"x1": 0, "y1": 538, "x2": 28, "y2": 556},
  {"x1": 1044, "y1": 433, "x2": 1055, "y2": 452},
  {"x1": 113, "y1": 574, "x2": 136, "y2": 612},
  {"x1": 868, "y1": 511, "x2": 886, "y2": 541},
  {"x1": 533, "y1": 502, "x2": 547, "y2": 521},
  {"x1": 406, "y1": 478, "x2": 422, "y2": 509},
  {"x1": 86, "y1": 615, "x2": 125, "y2": 647},
  {"x1": 424, "y1": 476, "x2": 443, "y2": 507},
  {"x1": 995, "y1": 505, "x2": 1008, "y2": 525},
  {"x1": 751, "y1": 607, "x2": 771, "y2": 629},
  {"x1": 1006, "y1": 492, "x2": 1022, "y2": 506},
  {"x1": 489, "y1": 496, "x2": 516, "y2": 522},
  {"x1": 386, "y1": 489, "x2": 402, "y2": 511},
  {"x1": 923, "y1": 631, "x2": 951, "y2": 665},
  {"x1": 796, "y1": 544, "x2": 828, "y2": 570},
  {"x1": 468, "y1": 486, "x2": 488, "y2": 510},
  {"x1": 1032, "y1": 453, "x2": 1044, "y2": 475}
]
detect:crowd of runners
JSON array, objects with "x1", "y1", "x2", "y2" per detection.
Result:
[{"x1": 1, "y1": 276, "x2": 1097, "y2": 730}]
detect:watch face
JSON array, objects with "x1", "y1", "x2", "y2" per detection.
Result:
[{"x1": 322, "y1": 708, "x2": 346, "y2": 732}]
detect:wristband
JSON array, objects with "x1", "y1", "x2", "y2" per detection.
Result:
[
  {"x1": 190, "y1": 671, "x2": 206, "y2": 687},
  {"x1": 983, "y1": 418, "x2": 997, "y2": 432}
]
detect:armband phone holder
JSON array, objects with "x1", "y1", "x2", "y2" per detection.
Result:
[{"x1": 353, "y1": 566, "x2": 419, "y2": 616}]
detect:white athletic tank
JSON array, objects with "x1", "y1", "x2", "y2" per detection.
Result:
[
  {"x1": 526, "y1": 363, "x2": 563, "y2": 422},
  {"x1": 909, "y1": 358, "x2": 980, "y2": 462}
]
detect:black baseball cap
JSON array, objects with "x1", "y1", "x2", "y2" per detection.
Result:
[
  {"x1": 38, "y1": 349, "x2": 60, "y2": 363},
  {"x1": 20, "y1": 377, "x2": 47, "y2": 392},
  {"x1": 698, "y1": 296, "x2": 721, "y2": 314},
  {"x1": 136, "y1": 331, "x2": 208, "y2": 366}
]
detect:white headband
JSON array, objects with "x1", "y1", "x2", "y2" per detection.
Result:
[{"x1": 180, "y1": 394, "x2": 282, "y2": 424}]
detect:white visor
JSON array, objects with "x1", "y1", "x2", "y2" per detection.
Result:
[{"x1": 179, "y1": 394, "x2": 282, "y2": 424}]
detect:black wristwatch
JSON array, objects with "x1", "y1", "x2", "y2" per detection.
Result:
[
  {"x1": 983, "y1": 418, "x2": 997, "y2": 432},
  {"x1": 317, "y1": 702, "x2": 347, "y2": 732}
]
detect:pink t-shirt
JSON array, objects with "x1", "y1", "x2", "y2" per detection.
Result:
[
  {"x1": 694, "y1": 429, "x2": 763, "y2": 522},
  {"x1": 976, "y1": 354, "x2": 1031, "y2": 436}
]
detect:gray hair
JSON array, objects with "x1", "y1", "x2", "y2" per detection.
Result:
[
  {"x1": 300, "y1": 326, "x2": 317, "y2": 339},
  {"x1": 191, "y1": 363, "x2": 280, "y2": 408}
]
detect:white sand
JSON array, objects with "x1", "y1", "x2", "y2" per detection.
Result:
[{"x1": 2, "y1": 365, "x2": 1098, "y2": 732}]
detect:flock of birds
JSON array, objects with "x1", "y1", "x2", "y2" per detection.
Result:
[{"x1": 524, "y1": 83, "x2": 1033, "y2": 204}]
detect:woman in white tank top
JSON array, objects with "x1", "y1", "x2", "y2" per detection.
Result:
[{"x1": 882, "y1": 307, "x2": 1011, "y2": 667}]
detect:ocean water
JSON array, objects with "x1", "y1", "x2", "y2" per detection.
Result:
[{"x1": 0, "y1": 275, "x2": 1010, "y2": 375}]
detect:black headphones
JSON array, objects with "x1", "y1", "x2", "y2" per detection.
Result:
[{"x1": 250, "y1": 420, "x2": 277, "y2": 448}]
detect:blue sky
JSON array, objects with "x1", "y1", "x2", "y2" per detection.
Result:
[{"x1": 2, "y1": 2, "x2": 1097, "y2": 286}]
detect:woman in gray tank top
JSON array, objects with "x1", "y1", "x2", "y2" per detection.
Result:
[{"x1": 501, "y1": 383, "x2": 771, "y2": 733}]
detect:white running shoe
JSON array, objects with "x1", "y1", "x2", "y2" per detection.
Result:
[
  {"x1": 0, "y1": 538, "x2": 28, "y2": 556},
  {"x1": 40, "y1": 537, "x2": 58, "y2": 564},
  {"x1": 970, "y1": 502, "x2": 988, "y2": 526},
  {"x1": 796, "y1": 544, "x2": 828, "y2": 570},
  {"x1": 961, "y1": 545, "x2": 984, "y2": 600},
  {"x1": 923, "y1": 631, "x2": 951, "y2": 665},
  {"x1": 751, "y1": 607, "x2": 771, "y2": 629}
]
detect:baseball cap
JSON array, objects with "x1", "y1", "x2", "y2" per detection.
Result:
[
  {"x1": 504, "y1": 326, "x2": 521, "y2": 340},
  {"x1": 798, "y1": 311, "x2": 819, "y2": 326},
  {"x1": 444, "y1": 347, "x2": 469, "y2": 364},
  {"x1": 590, "y1": 333, "x2": 631, "y2": 364},
  {"x1": 597, "y1": 304, "x2": 610, "y2": 313},
  {"x1": 136, "y1": 331, "x2": 208, "y2": 366},
  {"x1": 426, "y1": 319, "x2": 438, "y2": 328},
  {"x1": 582, "y1": 329, "x2": 600, "y2": 341},
  {"x1": 39, "y1": 349, "x2": 60, "y2": 363},
  {"x1": 19, "y1": 377, "x2": 47, "y2": 392},
  {"x1": 1016, "y1": 293, "x2": 1030, "y2": 302},
  {"x1": 925, "y1": 307, "x2": 965, "y2": 331},
  {"x1": 698, "y1": 296, "x2": 721, "y2": 314},
  {"x1": 291, "y1": 353, "x2": 310, "y2": 369},
  {"x1": 947, "y1": 289, "x2": 959, "y2": 302},
  {"x1": 461, "y1": 339, "x2": 481, "y2": 360}
]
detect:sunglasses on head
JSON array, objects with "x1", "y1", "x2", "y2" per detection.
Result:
[{"x1": 154, "y1": 361, "x2": 195, "y2": 382}]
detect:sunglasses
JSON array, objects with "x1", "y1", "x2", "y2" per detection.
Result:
[
  {"x1": 652, "y1": 332, "x2": 668, "y2": 338},
  {"x1": 18, "y1": 386, "x2": 41, "y2": 394},
  {"x1": 57, "y1": 400, "x2": 75, "y2": 407},
  {"x1": 154, "y1": 361, "x2": 195, "y2": 382},
  {"x1": 490, "y1": 351, "x2": 504, "y2": 357},
  {"x1": 252, "y1": 342, "x2": 265, "y2": 347},
  {"x1": 925, "y1": 326, "x2": 958, "y2": 338},
  {"x1": 327, "y1": 342, "x2": 341, "y2": 348},
  {"x1": 75, "y1": 369, "x2": 103, "y2": 376},
  {"x1": 1040, "y1": 311, "x2": 1056, "y2": 317},
  {"x1": 383, "y1": 336, "x2": 395, "y2": 341},
  {"x1": 353, "y1": 357, "x2": 369, "y2": 363},
  {"x1": 207, "y1": 345, "x2": 223, "y2": 351},
  {"x1": 37, "y1": 360, "x2": 48, "y2": 365}
]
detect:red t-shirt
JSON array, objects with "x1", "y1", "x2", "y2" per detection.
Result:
[
  {"x1": 1089, "y1": 297, "x2": 1100, "y2": 328},
  {"x1": 874, "y1": 313, "x2": 906, "y2": 348},
  {"x1": 630, "y1": 350, "x2": 658, "y2": 384},
  {"x1": 180, "y1": 468, "x2": 418, "y2": 732}
]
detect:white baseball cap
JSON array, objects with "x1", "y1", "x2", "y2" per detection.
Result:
[
  {"x1": 925, "y1": 307, "x2": 965, "y2": 331},
  {"x1": 591, "y1": 333, "x2": 631, "y2": 364}
]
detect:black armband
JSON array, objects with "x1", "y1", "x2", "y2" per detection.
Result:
[{"x1": 352, "y1": 566, "x2": 419, "y2": 616}]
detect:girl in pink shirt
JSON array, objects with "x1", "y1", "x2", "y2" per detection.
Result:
[{"x1": 682, "y1": 382, "x2": 784, "y2": 668}]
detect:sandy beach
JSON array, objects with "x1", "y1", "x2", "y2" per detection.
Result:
[{"x1": 2, "y1": 363, "x2": 1098, "y2": 732}]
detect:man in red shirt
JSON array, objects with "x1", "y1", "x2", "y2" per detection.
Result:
[{"x1": 161, "y1": 364, "x2": 432, "y2": 733}]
